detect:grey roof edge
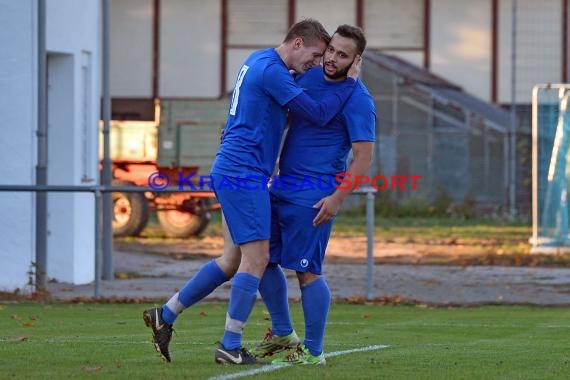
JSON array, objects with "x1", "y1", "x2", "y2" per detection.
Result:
[
  {"x1": 364, "y1": 50, "x2": 461, "y2": 90},
  {"x1": 364, "y1": 50, "x2": 510, "y2": 131}
]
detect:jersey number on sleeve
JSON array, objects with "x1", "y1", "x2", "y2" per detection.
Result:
[{"x1": 229, "y1": 65, "x2": 249, "y2": 116}]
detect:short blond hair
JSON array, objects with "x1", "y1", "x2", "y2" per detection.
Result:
[{"x1": 283, "y1": 18, "x2": 331, "y2": 47}]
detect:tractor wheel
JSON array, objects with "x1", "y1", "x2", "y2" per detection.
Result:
[
  {"x1": 156, "y1": 199, "x2": 212, "y2": 238},
  {"x1": 111, "y1": 180, "x2": 150, "y2": 237}
]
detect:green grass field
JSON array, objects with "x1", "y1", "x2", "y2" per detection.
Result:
[{"x1": 1, "y1": 302, "x2": 569, "y2": 379}]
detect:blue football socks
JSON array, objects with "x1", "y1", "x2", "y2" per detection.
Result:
[
  {"x1": 301, "y1": 277, "x2": 331, "y2": 356},
  {"x1": 221, "y1": 272, "x2": 260, "y2": 350},
  {"x1": 258, "y1": 263, "x2": 293, "y2": 336},
  {"x1": 161, "y1": 260, "x2": 229, "y2": 325}
]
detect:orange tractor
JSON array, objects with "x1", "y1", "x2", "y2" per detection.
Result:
[{"x1": 106, "y1": 99, "x2": 227, "y2": 238}]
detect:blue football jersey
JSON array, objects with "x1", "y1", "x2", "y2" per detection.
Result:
[
  {"x1": 271, "y1": 67, "x2": 376, "y2": 207},
  {"x1": 211, "y1": 49, "x2": 302, "y2": 180}
]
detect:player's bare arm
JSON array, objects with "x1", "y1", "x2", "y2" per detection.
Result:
[{"x1": 312, "y1": 141, "x2": 373, "y2": 226}]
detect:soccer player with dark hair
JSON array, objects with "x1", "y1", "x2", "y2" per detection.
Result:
[
  {"x1": 142, "y1": 19, "x2": 362, "y2": 364},
  {"x1": 252, "y1": 24, "x2": 376, "y2": 365}
]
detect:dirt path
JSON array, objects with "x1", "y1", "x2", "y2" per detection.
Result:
[
  {"x1": 6, "y1": 231, "x2": 570, "y2": 305},
  {"x1": 115, "y1": 235, "x2": 483, "y2": 261},
  {"x1": 43, "y1": 248, "x2": 570, "y2": 305},
  {"x1": 114, "y1": 234, "x2": 559, "y2": 267}
]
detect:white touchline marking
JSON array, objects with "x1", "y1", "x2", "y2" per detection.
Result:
[
  {"x1": 209, "y1": 363, "x2": 287, "y2": 380},
  {"x1": 208, "y1": 344, "x2": 389, "y2": 380}
]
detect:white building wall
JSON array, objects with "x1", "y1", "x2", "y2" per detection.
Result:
[
  {"x1": 227, "y1": 48, "x2": 255, "y2": 94},
  {"x1": 431, "y1": 0, "x2": 492, "y2": 102},
  {"x1": 0, "y1": 0, "x2": 37, "y2": 292},
  {"x1": 0, "y1": 0, "x2": 99, "y2": 291},
  {"x1": 498, "y1": 0, "x2": 562, "y2": 104},
  {"x1": 364, "y1": 0, "x2": 424, "y2": 49},
  {"x1": 110, "y1": 0, "x2": 153, "y2": 97},
  {"x1": 46, "y1": 0, "x2": 99, "y2": 284},
  {"x1": 107, "y1": 0, "x2": 567, "y2": 106},
  {"x1": 296, "y1": 0, "x2": 355, "y2": 35},
  {"x1": 160, "y1": 0, "x2": 220, "y2": 97}
]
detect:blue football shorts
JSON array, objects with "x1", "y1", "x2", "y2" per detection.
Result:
[
  {"x1": 210, "y1": 173, "x2": 271, "y2": 245},
  {"x1": 269, "y1": 193, "x2": 334, "y2": 275}
]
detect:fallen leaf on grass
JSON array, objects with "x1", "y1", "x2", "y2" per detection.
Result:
[
  {"x1": 21, "y1": 322, "x2": 34, "y2": 327},
  {"x1": 199, "y1": 311, "x2": 208, "y2": 317}
]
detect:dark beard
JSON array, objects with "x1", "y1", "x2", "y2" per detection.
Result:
[{"x1": 322, "y1": 64, "x2": 349, "y2": 80}]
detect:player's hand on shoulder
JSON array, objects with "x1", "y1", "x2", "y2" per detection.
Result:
[{"x1": 347, "y1": 55, "x2": 362, "y2": 81}]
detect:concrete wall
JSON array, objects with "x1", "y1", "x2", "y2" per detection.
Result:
[
  {"x1": 46, "y1": 0, "x2": 100, "y2": 284},
  {"x1": 0, "y1": 0, "x2": 37, "y2": 292},
  {"x1": 0, "y1": 0, "x2": 100, "y2": 291}
]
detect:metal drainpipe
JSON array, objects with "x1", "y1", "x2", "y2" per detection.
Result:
[
  {"x1": 509, "y1": 0, "x2": 518, "y2": 218},
  {"x1": 101, "y1": 0, "x2": 114, "y2": 280},
  {"x1": 35, "y1": 0, "x2": 48, "y2": 291}
]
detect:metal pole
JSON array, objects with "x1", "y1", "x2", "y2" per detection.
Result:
[
  {"x1": 101, "y1": 0, "x2": 114, "y2": 280},
  {"x1": 94, "y1": 190, "x2": 102, "y2": 297},
  {"x1": 531, "y1": 86, "x2": 539, "y2": 246},
  {"x1": 35, "y1": 0, "x2": 48, "y2": 291},
  {"x1": 391, "y1": 76, "x2": 399, "y2": 177},
  {"x1": 427, "y1": 96, "x2": 434, "y2": 198},
  {"x1": 365, "y1": 190, "x2": 375, "y2": 301},
  {"x1": 509, "y1": 0, "x2": 518, "y2": 218}
]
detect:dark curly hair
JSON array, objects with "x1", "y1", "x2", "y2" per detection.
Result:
[{"x1": 334, "y1": 24, "x2": 367, "y2": 55}]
